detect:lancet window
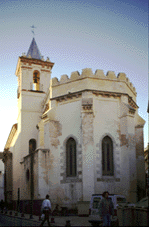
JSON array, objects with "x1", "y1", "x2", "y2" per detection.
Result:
[
  {"x1": 66, "y1": 138, "x2": 77, "y2": 177},
  {"x1": 102, "y1": 136, "x2": 114, "y2": 176}
]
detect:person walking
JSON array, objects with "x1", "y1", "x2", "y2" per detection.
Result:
[
  {"x1": 98, "y1": 191, "x2": 114, "y2": 226},
  {"x1": 39, "y1": 194, "x2": 51, "y2": 227}
]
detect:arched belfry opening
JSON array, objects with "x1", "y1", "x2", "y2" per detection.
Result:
[
  {"x1": 29, "y1": 139, "x2": 36, "y2": 153},
  {"x1": 33, "y1": 70, "x2": 40, "y2": 91}
]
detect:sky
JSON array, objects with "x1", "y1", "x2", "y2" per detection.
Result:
[{"x1": 0, "y1": 0, "x2": 148, "y2": 168}]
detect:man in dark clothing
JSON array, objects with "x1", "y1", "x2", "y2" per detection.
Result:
[
  {"x1": 39, "y1": 194, "x2": 51, "y2": 227},
  {"x1": 98, "y1": 191, "x2": 114, "y2": 226}
]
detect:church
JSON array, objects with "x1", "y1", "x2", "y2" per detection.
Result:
[{"x1": 3, "y1": 38, "x2": 146, "y2": 215}]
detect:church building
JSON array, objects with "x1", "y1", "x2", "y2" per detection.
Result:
[{"x1": 3, "y1": 38, "x2": 146, "y2": 214}]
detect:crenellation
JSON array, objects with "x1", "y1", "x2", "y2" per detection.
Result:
[
  {"x1": 106, "y1": 71, "x2": 117, "y2": 79},
  {"x1": 117, "y1": 73, "x2": 127, "y2": 81},
  {"x1": 94, "y1": 69, "x2": 105, "y2": 78},
  {"x1": 70, "y1": 71, "x2": 80, "y2": 80},
  {"x1": 133, "y1": 87, "x2": 136, "y2": 93},
  {"x1": 52, "y1": 77, "x2": 59, "y2": 86},
  {"x1": 129, "y1": 82, "x2": 133, "y2": 88},
  {"x1": 126, "y1": 77, "x2": 130, "y2": 85},
  {"x1": 51, "y1": 68, "x2": 136, "y2": 97},
  {"x1": 60, "y1": 74, "x2": 69, "y2": 83},
  {"x1": 81, "y1": 68, "x2": 93, "y2": 77}
]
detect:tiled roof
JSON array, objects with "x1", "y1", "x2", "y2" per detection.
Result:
[{"x1": 27, "y1": 38, "x2": 42, "y2": 60}]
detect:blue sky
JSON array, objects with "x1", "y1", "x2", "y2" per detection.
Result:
[{"x1": 0, "y1": 0, "x2": 148, "y2": 156}]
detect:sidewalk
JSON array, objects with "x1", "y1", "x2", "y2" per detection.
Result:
[{"x1": 0, "y1": 210, "x2": 91, "y2": 226}]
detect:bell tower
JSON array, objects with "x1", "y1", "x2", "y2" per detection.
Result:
[
  {"x1": 16, "y1": 38, "x2": 54, "y2": 96},
  {"x1": 15, "y1": 38, "x2": 54, "y2": 157}
]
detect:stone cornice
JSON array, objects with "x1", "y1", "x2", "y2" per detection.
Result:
[
  {"x1": 128, "y1": 96, "x2": 138, "y2": 109},
  {"x1": 4, "y1": 124, "x2": 17, "y2": 150},
  {"x1": 19, "y1": 56, "x2": 54, "y2": 68},
  {"x1": 16, "y1": 56, "x2": 54, "y2": 75},
  {"x1": 50, "y1": 89, "x2": 138, "y2": 108},
  {"x1": 41, "y1": 69, "x2": 51, "y2": 73},
  {"x1": 51, "y1": 91, "x2": 82, "y2": 102},
  {"x1": 92, "y1": 90, "x2": 121, "y2": 98},
  {"x1": 21, "y1": 66, "x2": 32, "y2": 70}
]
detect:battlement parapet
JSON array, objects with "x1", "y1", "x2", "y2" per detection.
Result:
[{"x1": 51, "y1": 68, "x2": 136, "y2": 95}]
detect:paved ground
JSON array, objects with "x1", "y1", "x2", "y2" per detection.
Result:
[{"x1": 0, "y1": 211, "x2": 92, "y2": 226}]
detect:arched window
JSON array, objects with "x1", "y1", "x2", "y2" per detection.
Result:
[
  {"x1": 33, "y1": 70, "x2": 40, "y2": 91},
  {"x1": 29, "y1": 139, "x2": 36, "y2": 153},
  {"x1": 66, "y1": 138, "x2": 77, "y2": 177},
  {"x1": 102, "y1": 136, "x2": 114, "y2": 176}
]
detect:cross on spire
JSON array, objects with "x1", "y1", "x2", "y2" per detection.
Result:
[{"x1": 30, "y1": 25, "x2": 36, "y2": 37}]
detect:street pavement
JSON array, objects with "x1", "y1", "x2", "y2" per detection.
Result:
[{"x1": 0, "y1": 211, "x2": 92, "y2": 226}]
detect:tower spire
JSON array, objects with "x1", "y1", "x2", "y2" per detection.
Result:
[{"x1": 27, "y1": 37, "x2": 42, "y2": 60}]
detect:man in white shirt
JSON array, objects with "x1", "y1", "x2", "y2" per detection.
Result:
[{"x1": 40, "y1": 194, "x2": 51, "y2": 227}]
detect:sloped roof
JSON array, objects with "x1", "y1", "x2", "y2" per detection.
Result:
[{"x1": 27, "y1": 38, "x2": 42, "y2": 60}]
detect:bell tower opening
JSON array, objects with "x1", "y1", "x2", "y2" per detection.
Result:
[{"x1": 33, "y1": 70, "x2": 40, "y2": 91}]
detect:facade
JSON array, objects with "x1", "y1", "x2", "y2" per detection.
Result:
[{"x1": 3, "y1": 38, "x2": 146, "y2": 214}]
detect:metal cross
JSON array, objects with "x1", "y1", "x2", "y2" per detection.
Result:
[{"x1": 30, "y1": 25, "x2": 36, "y2": 36}]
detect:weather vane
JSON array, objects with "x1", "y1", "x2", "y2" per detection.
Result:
[{"x1": 30, "y1": 25, "x2": 36, "y2": 37}]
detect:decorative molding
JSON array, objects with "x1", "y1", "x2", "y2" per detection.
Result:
[
  {"x1": 52, "y1": 92, "x2": 82, "y2": 102},
  {"x1": 129, "y1": 108, "x2": 135, "y2": 115},
  {"x1": 19, "y1": 56, "x2": 54, "y2": 69},
  {"x1": 41, "y1": 69, "x2": 51, "y2": 73},
  {"x1": 51, "y1": 90, "x2": 137, "y2": 108},
  {"x1": 128, "y1": 96, "x2": 138, "y2": 109},
  {"x1": 93, "y1": 91, "x2": 121, "y2": 98},
  {"x1": 21, "y1": 66, "x2": 32, "y2": 70},
  {"x1": 82, "y1": 98, "x2": 93, "y2": 111}
]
